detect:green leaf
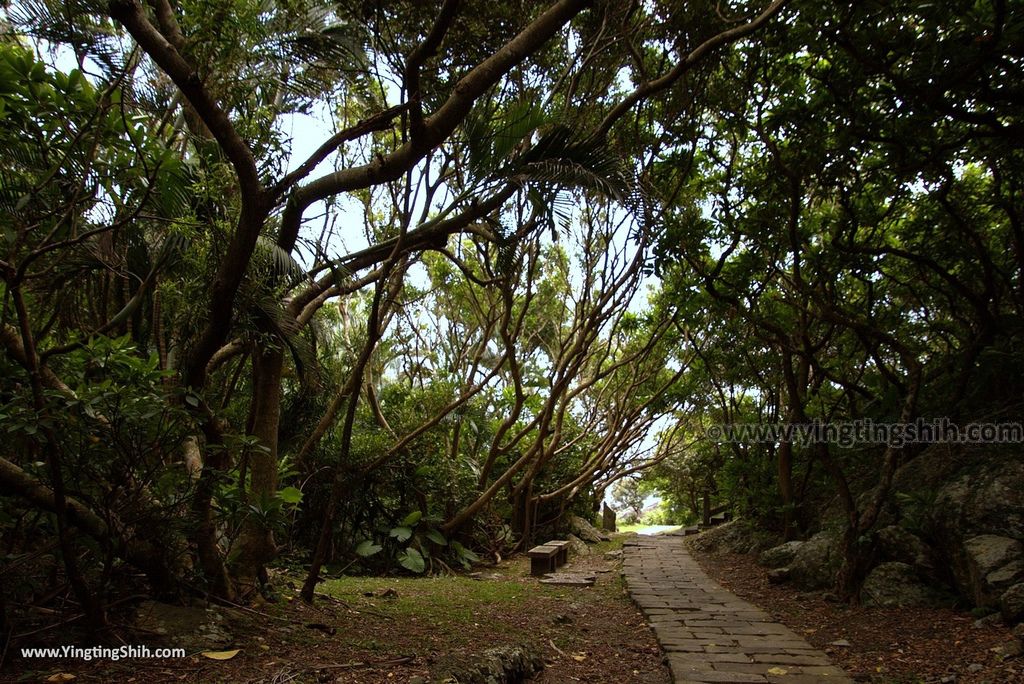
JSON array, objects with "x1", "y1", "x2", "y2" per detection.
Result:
[
  {"x1": 425, "y1": 529, "x2": 447, "y2": 546},
  {"x1": 398, "y1": 547, "x2": 425, "y2": 573},
  {"x1": 355, "y1": 540, "x2": 382, "y2": 557},
  {"x1": 400, "y1": 510, "x2": 422, "y2": 527},
  {"x1": 277, "y1": 486, "x2": 303, "y2": 504},
  {"x1": 389, "y1": 526, "x2": 412, "y2": 542},
  {"x1": 451, "y1": 541, "x2": 479, "y2": 564}
]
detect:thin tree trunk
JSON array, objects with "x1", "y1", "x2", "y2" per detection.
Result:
[
  {"x1": 231, "y1": 345, "x2": 283, "y2": 593},
  {"x1": 10, "y1": 287, "x2": 107, "y2": 632}
]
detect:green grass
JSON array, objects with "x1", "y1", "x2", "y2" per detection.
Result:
[
  {"x1": 317, "y1": 574, "x2": 561, "y2": 635},
  {"x1": 616, "y1": 523, "x2": 682, "y2": 534}
]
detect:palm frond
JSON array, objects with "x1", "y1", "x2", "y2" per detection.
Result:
[
  {"x1": 255, "y1": 235, "x2": 306, "y2": 286},
  {"x1": 254, "y1": 295, "x2": 316, "y2": 384}
]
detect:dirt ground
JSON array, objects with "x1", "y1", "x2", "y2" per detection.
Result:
[
  {"x1": 689, "y1": 540, "x2": 1024, "y2": 684},
  {"x1": 1, "y1": 538, "x2": 670, "y2": 684}
]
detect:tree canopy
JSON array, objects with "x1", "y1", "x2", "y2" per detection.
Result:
[{"x1": 1, "y1": 0, "x2": 1021, "y2": 635}]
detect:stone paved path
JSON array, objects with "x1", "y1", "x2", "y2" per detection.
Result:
[{"x1": 622, "y1": 536, "x2": 852, "y2": 683}]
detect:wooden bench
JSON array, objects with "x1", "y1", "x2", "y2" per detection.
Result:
[
  {"x1": 547, "y1": 540, "x2": 570, "y2": 566},
  {"x1": 527, "y1": 544, "x2": 560, "y2": 576}
]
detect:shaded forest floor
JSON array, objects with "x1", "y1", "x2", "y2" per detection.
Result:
[
  {"x1": 689, "y1": 540, "x2": 1023, "y2": 683},
  {"x1": 2, "y1": 537, "x2": 669, "y2": 683}
]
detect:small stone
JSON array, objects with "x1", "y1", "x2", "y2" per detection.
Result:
[
  {"x1": 967, "y1": 663, "x2": 984, "y2": 672},
  {"x1": 991, "y1": 640, "x2": 1023, "y2": 660},
  {"x1": 830, "y1": 639, "x2": 852, "y2": 647},
  {"x1": 539, "y1": 573, "x2": 595, "y2": 587},
  {"x1": 767, "y1": 567, "x2": 791, "y2": 584},
  {"x1": 974, "y1": 612, "x2": 1003, "y2": 628}
]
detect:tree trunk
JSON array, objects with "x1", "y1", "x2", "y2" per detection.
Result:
[
  {"x1": 777, "y1": 438, "x2": 796, "y2": 540},
  {"x1": 834, "y1": 522, "x2": 876, "y2": 603},
  {"x1": 231, "y1": 346, "x2": 283, "y2": 594},
  {"x1": 190, "y1": 418, "x2": 235, "y2": 601}
]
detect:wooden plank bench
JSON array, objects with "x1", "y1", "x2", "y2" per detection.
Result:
[
  {"x1": 527, "y1": 544, "x2": 560, "y2": 576},
  {"x1": 547, "y1": 540, "x2": 570, "y2": 566}
]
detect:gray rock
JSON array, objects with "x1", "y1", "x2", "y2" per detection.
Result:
[
  {"x1": 687, "y1": 519, "x2": 781, "y2": 555},
  {"x1": 876, "y1": 525, "x2": 935, "y2": 573},
  {"x1": 566, "y1": 533, "x2": 590, "y2": 556},
  {"x1": 767, "y1": 567, "x2": 791, "y2": 584},
  {"x1": 860, "y1": 562, "x2": 948, "y2": 608},
  {"x1": 957, "y1": 535, "x2": 1024, "y2": 607},
  {"x1": 759, "y1": 541, "x2": 804, "y2": 569},
  {"x1": 967, "y1": 663, "x2": 983, "y2": 673},
  {"x1": 132, "y1": 601, "x2": 232, "y2": 649},
  {"x1": 603, "y1": 549, "x2": 623, "y2": 560},
  {"x1": 1001, "y1": 583, "x2": 1024, "y2": 624},
  {"x1": 974, "y1": 612, "x2": 1003, "y2": 628},
  {"x1": 928, "y1": 455, "x2": 1024, "y2": 607},
  {"x1": 992, "y1": 640, "x2": 1023, "y2": 661},
  {"x1": 539, "y1": 573, "x2": 595, "y2": 587},
  {"x1": 988, "y1": 560, "x2": 1024, "y2": 587},
  {"x1": 439, "y1": 644, "x2": 544, "y2": 683},
  {"x1": 788, "y1": 530, "x2": 842, "y2": 590},
  {"x1": 875, "y1": 446, "x2": 1024, "y2": 613},
  {"x1": 570, "y1": 515, "x2": 607, "y2": 543}
]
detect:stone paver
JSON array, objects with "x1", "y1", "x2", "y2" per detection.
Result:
[{"x1": 622, "y1": 536, "x2": 852, "y2": 684}]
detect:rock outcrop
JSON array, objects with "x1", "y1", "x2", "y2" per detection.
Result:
[
  {"x1": 439, "y1": 644, "x2": 544, "y2": 683},
  {"x1": 758, "y1": 541, "x2": 804, "y2": 569},
  {"x1": 1001, "y1": 583, "x2": 1024, "y2": 624},
  {"x1": 570, "y1": 515, "x2": 607, "y2": 543},
  {"x1": 787, "y1": 530, "x2": 842, "y2": 590},
  {"x1": 954, "y1": 535, "x2": 1024, "y2": 608},
  {"x1": 860, "y1": 562, "x2": 948, "y2": 607}
]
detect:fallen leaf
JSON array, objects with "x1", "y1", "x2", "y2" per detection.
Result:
[
  {"x1": 46, "y1": 675, "x2": 76, "y2": 683},
  {"x1": 200, "y1": 649, "x2": 241, "y2": 660},
  {"x1": 571, "y1": 653, "x2": 587, "y2": 662},
  {"x1": 767, "y1": 667, "x2": 788, "y2": 675}
]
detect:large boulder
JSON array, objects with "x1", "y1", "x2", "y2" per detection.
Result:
[
  {"x1": 861, "y1": 562, "x2": 949, "y2": 608},
  {"x1": 876, "y1": 525, "x2": 936, "y2": 575},
  {"x1": 759, "y1": 541, "x2": 804, "y2": 569},
  {"x1": 1002, "y1": 583, "x2": 1024, "y2": 624},
  {"x1": 570, "y1": 515, "x2": 607, "y2": 543},
  {"x1": 565, "y1": 533, "x2": 590, "y2": 557},
  {"x1": 788, "y1": 530, "x2": 842, "y2": 590},
  {"x1": 955, "y1": 535, "x2": 1024, "y2": 607},
  {"x1": 688, "y1": 519, "x2": 780, "y2": 555},
  {"x1": 932, "y1": 458, "x2": 1024, "y2": 544},
  {"x1": 889, "y1": 446, "x2": 1024, "y2": 611}
]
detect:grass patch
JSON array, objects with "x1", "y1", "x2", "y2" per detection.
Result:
[{"x1": 318, "y1": 574, "x2": 562, "y2": 641}]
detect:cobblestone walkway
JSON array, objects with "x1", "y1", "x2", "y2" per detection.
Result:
[{"x1": 622, "y1": 536, "x2": 852, "y2": 683}]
